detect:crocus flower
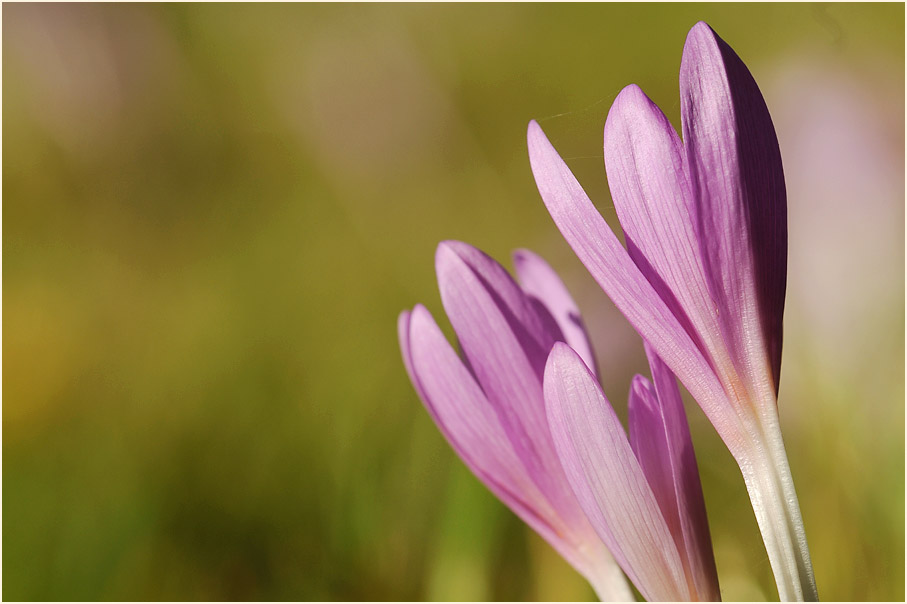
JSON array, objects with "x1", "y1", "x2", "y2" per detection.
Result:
[
  {"x1": 398, "y1": 241, "x2": 633, "y2": 601},
  {"x1": 527, "y1": 22, "x2": 817, "y2": 601},
  {"x1": 545, "y1": 341, "x2": 720, "y2": 601}
]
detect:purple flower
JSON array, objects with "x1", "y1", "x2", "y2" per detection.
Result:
[
  {"x1": 527, "y1": 22, "x2": 817, "y2": 601},
  {"x1": 399, "y1": 240, "x2": 722, "y2": 601},
  {"x1": 545, "y1": 341, "x2": 720, "y2": 601},
  {"x1": 398, "y1": 241, "x2": 632, "y2": 600}
]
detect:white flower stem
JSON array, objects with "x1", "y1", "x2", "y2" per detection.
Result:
[
  {"x1": 738, "y1": 412, "x2": 818, "y2": 601},
  {"x1": 586, "y1": 559, "x2": 635, "y2": 602}
]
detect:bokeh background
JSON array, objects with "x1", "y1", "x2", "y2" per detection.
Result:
[{"x1": 4, "y1": 3, "x2": 904, "y2": 601}]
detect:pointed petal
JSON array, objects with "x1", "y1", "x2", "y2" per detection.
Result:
[
  {"x1": 435, "y1": 242, "x2": 597, "y2": 538},
  {"x1": 629, "y1": 343, "x2": 720, "y2": 601},
  {"x1": 603, "y1": 84, "x2": 727, "y2": 373},
  {"x1": 512, "y1": 248, "x2": 599, "y2": 379},
  {"x1": 680, "y1": 21, "x2": 787, "y2": 397},
  {"x1": 440, "y1": 240, "x2": 561, "y2": 355},
  {"x1": 544, "y1": 342, "x2": 689, "y2": 602},
  {"x1": 527, "y1": 120, "x2": 745, "y2": 449},
  {"x1": 406, "y1": 305, "x2": 559, "y2": 541}
]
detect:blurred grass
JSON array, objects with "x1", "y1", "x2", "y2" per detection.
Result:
[{"x1": 3, "y1": 3, "x2": 904, "y2": 601}]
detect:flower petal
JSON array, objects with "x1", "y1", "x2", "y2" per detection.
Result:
[
  {"x1": 544, "y1": 342, "x2": 689, "y2": 602},
  {"x1": 629, "y1": 343, "x2": 720, "y2": 601},
  {"x1": 434, "y1": 241, "x2": 591, "y2": 533},
  {"x1": 527, "y1": 120, "x2": 746, "y2": 451},
  {"x1": 603, "y1": 84, "x2": 728, "y2": 377},
  {"x1": 405, "y1": 304, "x2": 558, "y2": 541},
  {"x1": 680, "y1": 21, "x2": 787, "y2": 398},
  {"x1": 398, "y1": 310, "x2": 431, "y2": 407},
  {"x1": 512, "y1": 247, "x2": 599, "y2": 379},
  {"x1": 440, "y1": 240, "x2": 562, "y2": 355},
  {"x1": 406, "y1": 305, "x2": 631, "y2": 597}
]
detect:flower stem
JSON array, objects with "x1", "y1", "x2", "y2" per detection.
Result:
[
  {"x1": 587, "y1": 562, "x2": 635, "y2": 602},
  {"x1": 738, "y1": 413, "x2": 818, "y2": 601}
]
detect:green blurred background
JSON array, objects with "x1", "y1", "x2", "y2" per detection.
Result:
[{"x1": 4, "y1": 3, "x2": 904, "y2": 601}]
